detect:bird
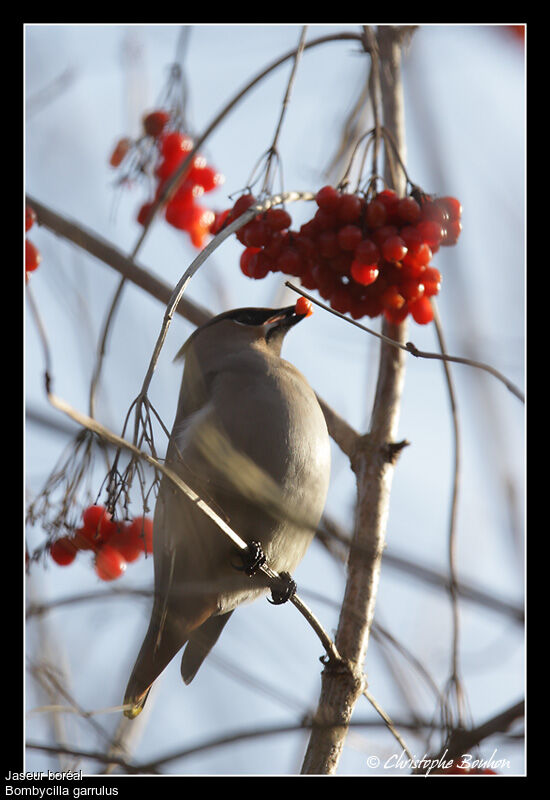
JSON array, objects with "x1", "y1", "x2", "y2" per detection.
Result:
[{"x1": 123, "y1": 303, "x2": 331, "y2": 718}]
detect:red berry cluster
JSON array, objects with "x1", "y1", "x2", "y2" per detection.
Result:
[
  {"x1": 48, "y1": 504, "x2": 153, "y2": 582},
  {"x1": 110, "y1": 109, "x2": 224, "y2": 250},
  {"x1": 25, "y1": 205, "x2": 42, "y2": 279},
  {"x1": 218, "y1": 186, "x2": 462, "y2": 325}
]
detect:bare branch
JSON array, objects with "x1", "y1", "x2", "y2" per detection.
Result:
[
  {"x1": 285, "y1": 282, "x2": 525, "y2": 403},
  {"x1": 301, "y1": 24, "x2": 412, "y2": 776}
]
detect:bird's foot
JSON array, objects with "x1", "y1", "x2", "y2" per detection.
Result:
[
  {"x1": 232, "y1": 541, "x2": 267, "y2": 577},
  {"x1": 268, "y1": 571, "x2": 297, "y2": 605}
]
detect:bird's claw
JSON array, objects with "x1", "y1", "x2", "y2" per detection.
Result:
[
  {"x1": 232, "y1": 541, "x2": 267, "y2": 577},
  {"x1": 268, "y1": 572, "x2": 297, "y2": 605}
]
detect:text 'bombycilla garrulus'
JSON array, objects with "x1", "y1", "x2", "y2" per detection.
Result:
[{"x1": 124, "y1": 305, "x2": 331, "y2": 718}]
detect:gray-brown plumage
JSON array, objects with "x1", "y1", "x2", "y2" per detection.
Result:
[{"x1": 123, "y1": 305, "x2": 331, "y2": 718}]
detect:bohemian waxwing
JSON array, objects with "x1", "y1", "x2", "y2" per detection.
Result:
[{"x1": 123, "y1": 305, "x2": 331, "y2": 718}]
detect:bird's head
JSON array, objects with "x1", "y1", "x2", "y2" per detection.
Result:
[{"x1": 176, "y1": 300, "x2": 314, "y2": 361}]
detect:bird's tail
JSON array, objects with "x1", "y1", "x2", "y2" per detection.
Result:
[
  {"x1": 123, "y1": 598, "x2": 218, "y2": 719},
  {"x1": 123, "y1": 614, "x2": 189, "y2": 719},
  {"x1": 123, "y1": 686, "x2": 152, "y2": 720}
]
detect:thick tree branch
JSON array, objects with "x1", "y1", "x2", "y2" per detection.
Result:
[
  {"x1": 25, "y1": 195, "x2": 212, "y2": 328},
  {"x1": 301, "y1": 25, "x2": 412, "y2": 775}
]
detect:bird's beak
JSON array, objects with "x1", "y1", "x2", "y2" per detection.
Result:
[{"x1": 264, "y1": 305, "x2": 308, "y2": 333}]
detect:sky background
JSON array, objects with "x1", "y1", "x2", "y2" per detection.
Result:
[{"x1": 24, "y1": 24, "x2": 525, "y2": 776}]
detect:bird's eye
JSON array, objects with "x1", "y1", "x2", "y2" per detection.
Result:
[{"x1": 230, "y1": 309, "x2": 271, "y2": 326}]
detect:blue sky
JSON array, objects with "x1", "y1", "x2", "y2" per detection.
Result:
[{"x1": 24, "y1": 24, "x2": 525, "y2": 776}]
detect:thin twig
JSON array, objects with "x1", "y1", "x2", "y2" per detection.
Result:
[
  {"x1": 431, "y1": 299, "x2": 466, "y2": 730},
  {"x1": 285, "y1": 282, "x2": 525, "y2": 403},
  {"x1": 261, "y1": 26, "x2": 308, "y2": 194},
  {"x1": 363, "y1": 687, "x2": 414, "y2": 760}
]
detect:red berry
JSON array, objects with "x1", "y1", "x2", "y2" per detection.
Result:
[
  {"x1": 166, "y1": 203, "x2": 213, "y2": 239},
  {"x1": 350, "y1": 261, "x2": 379, "y2": 286},
  {"x1": 50, "y1": 537, "x2": 78, "y2": 566},
  {"x1": 381, "y1": 285, "x2": 406, "y2": 311},
  {"x1": 265, "y1": 207, "x2": 292, "y2": 231},
  {"x1": 400, "y1": 225, "x2": 423, "y2": 248},
  {"x1": 365, "y1": 198, "x2": 387, "y2": 228},
  {"x1": 377, "y1": 188, "x2": 397, "y2": 204},
  {"x1": 437, "y1": 195, "x2": 462, "y2": 221},
  {"x1": 395, "y1": 196, "x2": 421, "y2": 224},
  {"x1": 416, "y1": 220, "x2": 444, "y2": 248},
  {"x1": 81, "y1": 505, "x2": 116, "y2": 546},
  {"x1": 300, "y1": 268, "x2": 317, "y2": 290},
  {"x1": 300, "y1": 219, "x2": 319, "y2": 238},
  {"x1": 354, "y1": 238, "x2": 380, "y2": 265},
  {"x1": 232, "y1": 193, "x2": 257, "y2": 219},
  {"x1": 243, "y1": 219, "x2": 272, "y2": 248},
  {"x1": 110, "y1": 525, "x2": 143, "y2": 563},
  {"x1": 262, "y1": 230, "x2": 288, "y2": 261},
  {"x1": 410, "y1": 295, "x2": 434, "y2": 324},
  {"x1": 315, "y1": 185, "x2": 341, "y2": 212},
  {"x1": 94, "y1": 545, "x2": 127, "y2": 581},
  {"x1": 295, "y1": 297, "x2": 313, "y2": 317},
  {"x1": 337, "y1": 193, "x2": 362, "y2": 223},
  {"x1": 210, "y1": 208, "x2": 231, "y2": 235},
  {"x1": 240, "y1": 247, "x2": 261, "y2": 276},
  {"x1": 143, "y1": 110, "x2": 171, "y2": 138},
  {"x1": 399, "y1": 278, "x2": 425, "y2": 304},
  {"x1": 165, "y1": 201, "x2": 193, "y2": 230},
  {"x1": 190, "y1": 163, "x2": 224, "y2": 193},
  {"x1": 293, "y1": 232, "x2": 316, "y2": 263},
  {"x1": 188, "y1": 208, "x2": 215, "y2": 249},
  {"x1": 328, "y1": 252, "x2": 353, "y2": 275},
  {"x1": 172, "y1": 178, "x2": 204, "y2": 206},
  {"x1": 125, "y1": 516, "x2": 154, "y2": 555},
  {"x1": 109, "y1": 137, "x2": 131, "y2": 167},
  {"x1": 314, "y1": 207, "x2": 337, "y2": 231},
  {"x1": 26, "y1": 206, "x2": 36, "y2": 232},
  {"x1": 82, "y1": 504, "x2": 112, "y2": 529},
  {"x1": 137, "y1": 202, "x2": 155, "y2": 227},
  {"x1": 420, "y1": 199, "x2": 449, "y2": 225},
  {"x1": 362, "y1": 295, "x2": 384, "y2": 319},
  {"x1": 277, "y1": 248, "x2": 303, "y2": 276},
  {"x1": 240, "y1": 249, "x2": 270, "y2": 279},
  {"x1": 401, "y1": 242, "x2": 432, "y2": 277},
  {"x1": 381, "y1": 235, "x2": 408, "y2": 262},
  {"x1": 384, "y1": 306, "x2": 409, "y2": 325},
  {"x1": 160, "y1": 130, "x2": 194, "y2": 161},
  {"x1": 25, "y1": 239, "x2": 42, "y2": 274},
  {"x1": 310, "y1": 264, "x2": 339, "y2": 299},
  {"x1": 422, "y1": 266, "x2": 442, "y2": 296},
  {"x1": 372, "y1": 225, "x2": 398, "y2": 247},
  {"x1": 337, "y1": 224, "x2": 363, "y2": 252},
  {"x1": 376, "y1": 189, "x2": 399, "y2": 220},
  {"x1": 73, "y1": 526, "x2": 94, "y2": 551},
  {"x1": 155, "y1": 156, "x2": 182, "y2": 181},
  {"x1": 330, "y1": 285, "x2": 352, "y2": 314},
  {"x1": 317, "y1": 230, "x2": 340, "y2": 259},
  {"x1": 441, "y1": 220, "x2": 462, "y2": 246}
]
